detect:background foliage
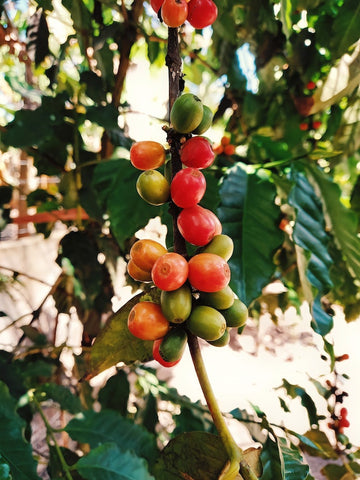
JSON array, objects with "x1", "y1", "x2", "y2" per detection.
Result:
[{"x1": 0, "y1": 0, "x2": 359, "y2": 479}]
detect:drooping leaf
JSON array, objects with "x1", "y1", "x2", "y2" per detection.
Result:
[
  {"x1": 85, "y1": 291, "x2": 155, "y2": 379},
  {"x1": 74, "y1": 443, "x2": 155, "y2": 480},
  {"x1": 0, "y1": 381, "x2": 40, "y2": 480},
  {"x1": 300, "y1": 430, "x2": 338, "y2": 460},
  {"x1": 289, "y1": 171, "x2": 334, "y2": 336},
  {"x1": 306, "y1": 164, "x2": 360, "y2": 281},
  {"x1": 153, "y1": 431, "x2": 262, "y2": 480},
  {"x1": 217, "y1": 164, "x2": 283, "y2": 306},
  {"x1": 65, "y1": 409, "x2": 158, "y2": 463}
]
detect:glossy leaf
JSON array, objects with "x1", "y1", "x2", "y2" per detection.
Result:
[
  {"x1": 289, "y1": 171, "x2": 333, "y2": 335},
  {"x1": 74, "y1": 443, "x2": 155, "y2": 480},
  {"x1": 85, "y1": 292, "x2": 155, "y2": 379},
  {"x1": 65, "y1": 410, "x2": 158, "y2": 463},
  {"x1": 218, "y1": 164, "x2": 283, "y2": 306},
  {"x1": 0, "y1": 381, "x2": 40, "y2": 480},
  {"x1": 306, "y1": 164, "x2": 360, "y2": 281}
]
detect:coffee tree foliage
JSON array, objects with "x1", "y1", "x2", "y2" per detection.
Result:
[{"x1": 0, "y1": 0, "x2": 360, "y2": 479}]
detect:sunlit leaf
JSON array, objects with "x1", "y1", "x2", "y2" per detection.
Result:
[{"x1": 85, "y1": 291, "x2": 156, "y2": 379}]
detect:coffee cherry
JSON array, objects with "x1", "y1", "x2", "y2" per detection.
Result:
[
  {"x1": 151, "y1": 252, "x2": 189, "y2": 291},
  {"x1": 136, "y1": 170, "x2": 170, "y2": 205},
  {"x1": 186, "y1": 305, "x2": 226, "y2": 341},
  {"x1": 130, "y1": 141, "x2": 166, "y2": 170},
  {"x1": 128, "y1": 302, "x2": 170, "y2": 340},
  {"x1": 187, "y1": 0, "x2": 218, "y2": 29},
  {"x1": 171, "y1": 167, "x2": 206, "y2": 208},
  {"x1": 180, "y1": 136, "x2": 214, "y2": 169},
  {"x1": 188, "y1": 253, "x2": 231, "y2": 292}
]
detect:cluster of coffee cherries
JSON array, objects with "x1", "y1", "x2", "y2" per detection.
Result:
[
  {"x1": 127, "y1": 93, "x2": 248, "y2": 367},
  {"x1": 151, "y1": 0, "x2": 218, "y2": 30}
]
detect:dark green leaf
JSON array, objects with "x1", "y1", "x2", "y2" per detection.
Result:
[
  {"x1": 65, "y1": 409, "x2": 158, "y2": 463},
  {"x1": 74, "y1": 443, "x2": 155, "y2": 480},
  {"x1": 98, "y1": 370, "x2": 130, "y2": 416},
  {"x1": 26, "y1": 10, "x2": 50, "y2": 65},
  {"x1": 306, "y1": 164, "x2": 360, "y2": 281},
  {"x1": 217, "y1": 164, "x2": 283, "y2": 306},
  {"x1": 0, "y1": 187, "x2": 12, "y2": 205},
  {"x1": 47, "y1": 446, "x2": 81, "y2": 480},
  {"x1": 0, "y1": 381, "x2": 40, "y2": 480},
  {"x1": 135, "y1": 391, "x2": 158, "y2": 435},
  {"x1": 34, "y1": 383, "x2": 82, "y2": 414},
  {"x1": 86, "y1": 104, "x2": 119, "y2": 129},
  {"x1": 92, "y1": 159, "x2": 165, "y2": 249},
  {"x1": 331, "y1": 0, "x2": 360, "y2": 57},
  {"x1": 289, "y1": 171, "x2": 334, "y2": 335},
  {"x1": 80, "y1": 71, "x2": 106, "y2": 103}
]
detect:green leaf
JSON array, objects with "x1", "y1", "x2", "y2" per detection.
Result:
[
  {"x1": 0, "y1": 381, "x2": 40, "y2": 480},
  {"x1": 289, "y1": 171, "x2": 334, "y2": 336},
  {"x1": 290, "y1": 171, "x2": 333, "y2": 293},
  {"x1": 152, "y1": 431, "x2": 234, "y2": 480},
  {"x1": 0, "y1": 456, "x2": 11, "y2": 480},
  {"x1": 92, "y1": 159, "x2": 165, "y2": 249},
  {"x1": 217, "y1": 164, "x2": 283, "y2": 306},
  {"x1": 74, "y1": 443, "x2": 155, "y2": 480},
  {"x1": 331, "y1": 0, "x2": 360, "y2": 58},
  {"x1": 98, "y1": 370, "x2": 130, "y2": 416},
  {"x1": 34, "y1": 383, "x2": 82, "y2": 414},
  {"x1": 280, "y1": 379, "x2": 319, "y2": 427},
  {"x1": 85, "y1": 291, "x2": 154, "y2": 379},
  {"x1": 299, "y1": 430, "x2": 338, "y2": 460},
  {"x1": 306, "y1": 164, "x2": 360, "y2": 282},
  {"x1": 280, "y1": 438, "x2": 310, "y2": 480},
  {"x1": 26, "y1": 10, "x2": 50, "y2": 66},
  {"x1": 279, "y1": 0, "x2": 293, "y2": 39},
  {"x1": 62, "y1": 0, "x2": 92, "y2": 56},
  {"x1": 261, "y1": 436, "x2": 310, "y2": 480},
  {"x1": 85, "y1": 104, "x2": 119, "y2": 129},
  {"x1": 65, "y1": 410, "x2": 158, "y2": 463}
]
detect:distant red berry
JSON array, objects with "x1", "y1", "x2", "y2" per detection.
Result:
[
  {"x1": 224, "y1": 144, "x2": 236, "y2": 155},
  {"x1": 299, "y1": 122, "x2": 308, "y2": 131},
  {"x1": 306, "y1": 80, "x2": 316, "y2": 90},
  {"x1": 337, "y1": 353, "x2": 350, "y2": 362},
  {"x1": 312, "y1": 121, "x2": 322, "y2": 130}
]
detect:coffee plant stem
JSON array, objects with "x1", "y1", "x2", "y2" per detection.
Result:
[
  {"x1": 187, "y1": 333, "x2": 259, "y2": 480},
  {"x1": 32, "y1": 394, "x2": 73, "y2": 480}
]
